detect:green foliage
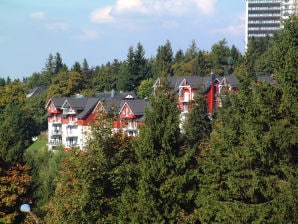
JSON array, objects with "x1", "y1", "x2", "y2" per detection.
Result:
[
  {"x1": 46, "y1": 71, "x2": 86, "y2": 99},
  {"x1": 153, "y1": 40, "x2": 174, "y2": 78},
  {"x1": 183, "y1": 91, "x2": 211, "y2": 148},
  {"x1": 54, "y1": 52, "x2": 64, "y2": 74},
  {"x1": 71, "y1": 61, "x2": 82, "y2": 73},
  {"x1": 209, "y1": 38, "x2": 231, "y2": 76},
  {"x1": 45, "y1": 113, "x2": 135, "y2": 223},
  {"x1": 117, "y1": 43, "x2": 152, "y2": 92},
  {"x1": 25, "y1": 91, "x2": 48, "y2": 132},
  {"x1": 26, "y1": 72, "x2": 48, "y2": 88},
  {"x1": 195, "y1": 17, "x2": 298, "y2": 223},
  {"x1": 0, "y1": 159, "x2": 31, "y2": 224},
  {"x1": 24, "y1": 142, "x2": 66, "y2": 218},
  {"x1": 45, "y1": 149, "x2": 90, "y2": 224},
  {"x1": 0, "y1": 81, "x2": 27, "y2": 113},
  {"x1": 0, "y1": 102, "x2": 37, "y2": 163},
  {"x1": 121, "y1": 84, "x2": 199, "y2": 223},
  {"x1": 92, "y1": 60, "x2": 120, "y2": 92},
  {"x1": 136, "y1": 78, "x2": 154, "y2": 99},
  {"x1": 245, "y1": 36, "x2": 272, "y2": 76}
]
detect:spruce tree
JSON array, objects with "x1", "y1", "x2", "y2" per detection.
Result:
[
  {"x1": 121, "y1": 83, "x2": 199, "y2": 223},
  {"x1": 195, "y1": 17, "x2": 298, "y2": 223},
  {"x1": 182, "y1": 90, "x2": 211, "y2": 149}
]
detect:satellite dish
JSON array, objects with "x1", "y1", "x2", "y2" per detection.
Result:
[{"x1": 20, "y1": 204, "x2": 31, "y2": 213}]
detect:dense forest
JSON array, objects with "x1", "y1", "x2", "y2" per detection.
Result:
[{"x1": 0, "y1": 17, "x2": 297, "y2": 223}]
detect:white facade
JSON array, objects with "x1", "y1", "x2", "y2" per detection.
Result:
[{"x1": 48, "y1": 114, "x2": 90, "y2": 150}]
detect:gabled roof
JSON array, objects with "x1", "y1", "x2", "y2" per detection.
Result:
[
  {"x1": 169, "y1": 76, "x2": 214, "y2": 92},
  {"x1": 218, "y1": 74, "x2": 239, "y2": 87},
  {"x1": 98, "y1": 99, "x2": 123, "y2": 114},
  {"x1": 45, "y1": 97, "x2": 69, "y2": 109},
  {"x1": 62, "y1": 98, "x2": 89, "y2": 110},
  {"x1": 120, "y1": 99, "x2": 148, "y2": 116},
  {"x1": 77, "y1": 98, "x2": 100, "y2": 119},
  {"x1": 257, "y1": 74, "x2": 276, "y2": 85},
  {"x1": 46, "y1": 97, "x2": 100, "y2": 119},
  {"x1": 27, "y1": 86, "x2": 46, "y2": 98}
]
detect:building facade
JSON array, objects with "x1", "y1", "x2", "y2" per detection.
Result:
[
  {"x1": 245, "y1": 0, "x2": 298, "y2": 45},
  {"x1": 46, "y1": 95, "x2": 148, "y2": 150},
  {"x1": 153, "y1": 74, "x2": 239, "y2": 126},
  {"x1": 46, "y1": 75, "x2": 239, "y2": 150}
]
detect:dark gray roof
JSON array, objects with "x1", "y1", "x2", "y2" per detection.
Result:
[
  {"x1": 48, "y1": 97, "x2": 69, "y2": 108},
  {"x1": 64, "y1": 98, "x2": 89, "y2": 110},
  {"x1": 169, "y1": 76, "x2": 214, "y2": 92},
  {"x1": 122, "y1": 99, "x2": 148, "y2": 116},
  {"x1": 77, "y1": 98, "x2": 100, "y2": 119},
  {"x1": 218, "y1": 74, "x2": 239, "y2": 87},
  {"x1": 95, "y1": 91, "x2": 137, "y2": 100},
  {"x1": 257, "y1": 74, "x2": 276, "y2": 85},
  {"x1": 101, "y1": 99, "x2": 123, "y2": 114},
  {"x1": 27, "y1": 86, "x2": 46, "y2": 97},
  {"x1": 47, "y1": 97, "x2": 100, "y2": 119}
]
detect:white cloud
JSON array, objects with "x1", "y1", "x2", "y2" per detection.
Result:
[
  {"x1": 112, "y1": 0, "x2": 191, "y2": 16},
  {"x1": 192, "y1": 0, "x2": 217, "y2": 15},
  {"x1": 76, "y1": 30, "x2": 100, "y2": 41},
  {"x1": 211, "y1": 14, "x2": 245, "y2": 36},
  {"x1": 30, "y1": 11, "x2": 45, "y2": 20},
  {"x1": 90, "y1": 0, "x2": 218, "y2": 25},
  {"x1": 90, "y1": 6, "x2": 114, "y2": 23},
  {"x1": 46, "y1": 22, "x2": 70, "y2": 31}
]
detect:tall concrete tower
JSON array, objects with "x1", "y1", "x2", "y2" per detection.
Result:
[{"x1": 245, "y1": 0, "x2": 298, "y2": 46}]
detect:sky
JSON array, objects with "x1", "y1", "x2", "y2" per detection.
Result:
[{"x1": 0, "y1": 0, "x2": 246, "y2": 80}]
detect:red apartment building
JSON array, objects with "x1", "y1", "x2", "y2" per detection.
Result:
[{"x1": 46, "y1": 74, "x2": 239, "y2": 150}]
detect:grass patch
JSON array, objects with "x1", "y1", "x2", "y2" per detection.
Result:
[{"x1": 27, "y1": 138, "x2": 47, "y2": 151}]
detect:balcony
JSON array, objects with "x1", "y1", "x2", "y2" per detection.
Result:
[
  {"x1": 48, "y1": 140, "x2": 62, "y2": 146},
  {"x1": 52, "y1": 119, "x2": 62, "y2": 124},
  {"x1": 51, "y1": 129, "x2": 62, "y2": 135},
  {"x1": 66, "y1": 131, "x2": 78, "y2": 137},
  {"x1": 66, "y1": 137, "x2": 78, "y2": 148},
  {"x1": 66, "y1": 143, "x2": 78, "y2": 147},
  {"x1": 67, "y1": 120, "x2": 78, "y2": 126}
]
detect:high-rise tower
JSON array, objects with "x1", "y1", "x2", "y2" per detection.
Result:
[{"x1": 245, "y1": 0, "x2": 298, "y2": 46}]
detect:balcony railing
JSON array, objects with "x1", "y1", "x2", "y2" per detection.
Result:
[
  {"x1": 51, "y1": 129, "x2": 62, "y2": 135},
  {"x1": 66, "y1": 143, "x2": 78, "y2": 147},
  {"x1": 66, "y1": 131, "x2": 78, "y2": 137},
  {"x1": 52, "y1": 119, "x2": 62, "y2": 124},
  {"x1": 68, "y1": 120, "x2": 78, "y2": 126},
  {"x1": 48, "y1": 140, "x2": 62, "y2": 146}
]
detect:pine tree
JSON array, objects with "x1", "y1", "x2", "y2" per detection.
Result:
[
  {"x1": 45, "y1": 113, "x2": 135, "y2": 223},
  {"x1": 183, "y1": 90, "x2": 211, "y2": 149},
  {"x1": 154, "y1": 40, "x2": 174, "y2": 78},
  {"x1": 116, "y1": 43, "x2": 151, "y2": 92},
  {"x1": 121, "y1": 84, "x2": 199, "y2": 223},
  {"x1": 195, "y1": 17, "x2": 298, "y2": 223},
  {"x1": 54, "y1": 52, "x2": 63, "y2": 74}
]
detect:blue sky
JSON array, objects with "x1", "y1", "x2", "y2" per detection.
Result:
[{"x1": 0, "y1": 0, "x2": 246, "y2": 80}]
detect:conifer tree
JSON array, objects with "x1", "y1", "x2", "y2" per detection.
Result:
[
  {"x1": 195, "y1": 17, "x2": 298, "y2": 223},
  {"x1": 121, "y1": 83, "x2": 199, "y2": 223},
  {"x1": 45, "y1": 112, "x2": 135, "y2": 223},
  {"x1": 154, "y1": 40, "x2": 174, "y2": 78},
  {"x1": 183, "y1": 90, "x2": 211, "y2": 149}
]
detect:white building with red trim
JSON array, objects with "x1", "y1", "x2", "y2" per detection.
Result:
[
  {"x1": 46, "y1": 74, "x2": 240, "y2": 150},
  {"x1": 46, "y1": 94, "x2": 148, "y2": 150}
]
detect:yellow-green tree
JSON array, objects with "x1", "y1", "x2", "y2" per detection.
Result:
[{"x1": 46, "y1": 71, "x2": 86, "y2": 99}]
